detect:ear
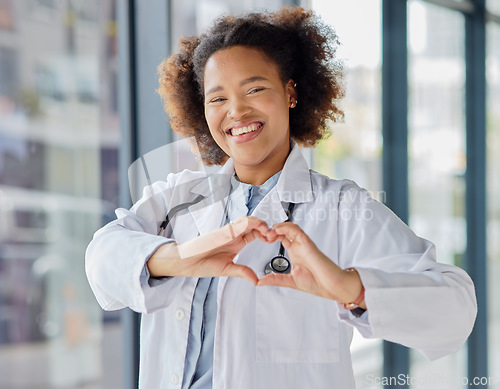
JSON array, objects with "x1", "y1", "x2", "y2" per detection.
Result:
[{"x1": 286, "y1": 79, "x2": 298, "y2": 108}]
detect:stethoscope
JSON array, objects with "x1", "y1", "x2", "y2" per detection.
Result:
[
  {"x1": 157, "y1": 191, "x2": 296, "y2": 276},
  {"x1": 264, "y1": 201, "x2": 295, "y2": 275},
  {"x1": 157, "y1": 194, "x2": 204, "y2": 235}
]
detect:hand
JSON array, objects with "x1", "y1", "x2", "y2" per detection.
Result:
[
  {"x1": 147, "y1": 216, "x2": 269, "y2": 285},
  {"x1": 259, "y1": 222, "x2": 366, "y2": 308}
]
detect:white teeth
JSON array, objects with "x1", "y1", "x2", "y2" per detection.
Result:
[{"x1": 231, "y1": 123, "x2": 260, "y2": 136}]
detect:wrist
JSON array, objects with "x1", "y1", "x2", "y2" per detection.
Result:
[{"x1": 340, "y1": 268, "x2": 366, "y2": 310}]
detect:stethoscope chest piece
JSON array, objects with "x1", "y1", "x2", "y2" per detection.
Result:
[
  {"x1": 264, "y1": 202, "x2": 296, "y2": 275},
  {"x1": 264, "y1": 255, "x2": 291, "y2": 275}
]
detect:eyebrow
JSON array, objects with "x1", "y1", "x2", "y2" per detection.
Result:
[{"x1": 205, "y1": 76, "x2": 269, "y2": 96}]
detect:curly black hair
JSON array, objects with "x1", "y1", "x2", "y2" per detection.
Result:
[{"x1": 158, "y1": 6, "x2": 344, "y2": 165}]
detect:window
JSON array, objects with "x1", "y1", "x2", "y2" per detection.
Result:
[
  {"x1": 0, "y1": 1, "x2": 121, "y2": 387},
  {"x1": 311, "y1": 0, "x2": 383, "y2": 196},
  {"x1": 487, "y1": 0, "x2": 500, "y2": 15},
  {"x1": 408, "y1": 1, "x2": 467, "y2": 384},
  {"x1": 311, "y1": 2, "x2": 383, "y2": 388}
]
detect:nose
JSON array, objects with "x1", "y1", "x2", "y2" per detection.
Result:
[{"x1": 227, "y1": 97, "x2": 252, "y2": 120}]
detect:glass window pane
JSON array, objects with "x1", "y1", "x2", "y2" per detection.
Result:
[
  {"x1": 487, "y1": 0, "x2": 500, "y2": 16},
  {"x1": 0, "y1": 1, "x2": 122, "y2": 387},
  {"x1": 311, "y1": 2, "x2": 383, "y2": 388},
  {"x1": 171, "y1": 0, "x2": 284, "y2": 44},
  {"x1": 408, "y1": 1, "x2": 467, "y2": 386},
  {"x1": 311, "y1": 0, "x2": 383, "y2": 194},
  {"x1": 487, "y1": 21, "x2": 500, "y2": 389}
]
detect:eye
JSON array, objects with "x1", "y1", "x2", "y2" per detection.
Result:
[
  {"x1": 248, "y1": 87, "x2": 265, "y2": 95},
  {"x1": 208, "y1": 97, "x2": 226, "y2": 104}
]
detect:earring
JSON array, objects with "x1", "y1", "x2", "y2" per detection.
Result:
[{"x1": 290, "y1": 100, "x2": 297, "y2": 108}]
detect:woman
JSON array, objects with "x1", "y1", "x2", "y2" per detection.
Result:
[{"x1": 86, "y1": 7, "x2": 477, "y2": 389}]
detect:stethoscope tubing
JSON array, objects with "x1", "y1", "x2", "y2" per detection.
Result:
[{"x1": 157, "y1": 194, "x2": 205, "y2": 235}]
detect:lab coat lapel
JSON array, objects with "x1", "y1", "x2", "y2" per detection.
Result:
[
  {"x1": 188, "y1": 195, "x2": 228, "y2": 236},
  {"x1": 276, "y1": 141, "x2": 314, "y2": 204},
  {"x1": 252, "y1": 141, "x2": 314, "y2": 225},
  {"x1": 252, "y1": 191, "x2": 287, "y2": 225},
  {"x1": 188, "y1": 159, "x2": 234, "y2": 236}
]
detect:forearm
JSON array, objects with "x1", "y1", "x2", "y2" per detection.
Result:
[
  {"x1": 147, "y1": 242, "x2": 184, "y2": 277},
  {"x1": 314, "y1": 257, "x2": 366, "y2": 309}
]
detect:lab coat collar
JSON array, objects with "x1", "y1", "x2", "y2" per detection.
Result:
[
  {"x1": 276, "y1": 140, "x2": 314, "y2": 204},
  {"x1": 188, "y1": 140, "x2": 313, "y2": 234},
  {"x1": 249, "y1": 141, "x2": 313, "y2": 225},
  {"x1": 190, "y1": 140, "x2": 313, "y2": 203},
  {"x1": 190, "y1": 158, "x2": 234, "y2": 198}
]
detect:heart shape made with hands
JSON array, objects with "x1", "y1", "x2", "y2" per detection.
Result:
[{"x1": 176, "y1": 216, "x2": 355, "y2": 302}]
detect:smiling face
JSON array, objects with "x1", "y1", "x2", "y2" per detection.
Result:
[{"x1": 203, "y1": 45, "x2": 297, "y2": 185}]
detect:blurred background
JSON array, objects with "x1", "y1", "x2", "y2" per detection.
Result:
[{"x1": 0, "y1": 0, "x2": 498, "y2": 388}]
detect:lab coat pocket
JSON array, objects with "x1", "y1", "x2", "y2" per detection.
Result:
[{"x1": 255, "y1": 286, "x2": 340, "y2": 363}]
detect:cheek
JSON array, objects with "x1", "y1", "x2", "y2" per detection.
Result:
[
  {"x1": 262, "y1": 99, "x2": 288, "y2": 126},
  {"x1": 204, "y1": 109, "x2": 226, "y2": 147},
  {"x1": 261, "y1": 92, "x2": 288, "y2": 114},
  {"x1": 204, "y1": 108, "x2": 221, "y2": 131}
]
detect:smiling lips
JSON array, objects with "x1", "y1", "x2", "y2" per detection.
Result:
[{"x1": 228, "y1": 122, "x2": 263, "y2": 136}]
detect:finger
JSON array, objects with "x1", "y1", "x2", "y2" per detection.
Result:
[
  {"x1": 266, "y1": 223, "x2": 288, "y2": 242},
  {"x1": 266, "y1": 230, "x2": 288, "y2": 244},
  {"x1": 222, "y1": 263, "x2": 259, "y2": 285},
  {"x1": 272, "y1": 229, "x2": 320, "y2": 262},
  {"x1": 254, "y1": 230, "x2": 269, "y2": 242},
  {"x1": 272, "y1": 223, "x2": 301, "y2": 238},
  {"x1": 231, "y1": 223, "x2": 268, "y2": 247},
  {"x1": 232, "y1": 216, "x2": 270, "y2": 238},
  {"x1": 246, "y1": 229, "x2": 268, "y2": 244},
  {"x1": 271, "y1": 234, "x2": 293, "y2": 251},
  {"x1": 268, "y1": 223, "x2": 302, "y2": 246},
  {"x1": 179, "y1": 217, "x2": 270, "y2": 259},
  {"x1": 245, "y1": 217, "x2": 271, "y2": 237}
]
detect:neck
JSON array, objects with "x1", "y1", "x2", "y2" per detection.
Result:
[
  {"x1": 235, "y1": 165, "x2": 282, "y2": 186},
  {"x1": 234, "y1": 144, "x2": 290, "y2": 186}
]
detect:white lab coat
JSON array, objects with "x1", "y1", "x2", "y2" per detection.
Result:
[{"x1": 85, "y1": 142, "x2": 477, "y2": 389}]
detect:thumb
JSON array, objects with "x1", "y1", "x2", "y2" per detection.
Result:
[
  {"x1": 257, "y1": 273, "x2": 296, "y2": 289},
  {"x1": 222, "y1": 263, "x2": 259, "y2": 285}
]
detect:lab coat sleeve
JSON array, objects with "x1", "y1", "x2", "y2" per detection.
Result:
[
  {"x1": 85, "y1": 178, "x2": 185, "y2": 314},
  {"x1": 336, "y1": 182, "x2": 477, "y2": 360}
]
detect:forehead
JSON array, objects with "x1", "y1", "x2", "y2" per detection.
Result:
[{"x1": 203, "y1": 46, "x2": 282, "y2": 90}]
